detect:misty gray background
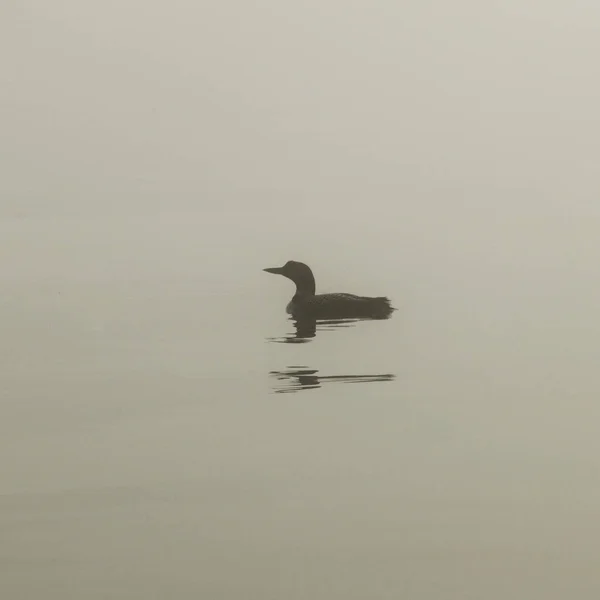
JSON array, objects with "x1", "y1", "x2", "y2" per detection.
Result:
[{"x1": 3, "y1": 1, "x2": 600, "y2": 599}]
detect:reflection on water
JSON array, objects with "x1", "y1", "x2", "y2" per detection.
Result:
[
  {"x1": 267, "y1": 316, "x2": 396, "y2": 392},
  {"x1": 268, "y1": 317, "x2": 375, "y2": 344},
  {"x1": 270, "y1": 366, "x2": 395, "y2": 394}
]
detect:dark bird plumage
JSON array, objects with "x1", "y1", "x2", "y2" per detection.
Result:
[{"x1": 263, "y1": 260, "x2": 394, "y2": 319}]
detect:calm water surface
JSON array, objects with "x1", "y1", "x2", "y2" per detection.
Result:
[
  {"x1": 2, "y1": 209, "x2": 600, "y2": 599},
  {"x1": 6, "y1": 1, "x2": 600, "y2": 595}
]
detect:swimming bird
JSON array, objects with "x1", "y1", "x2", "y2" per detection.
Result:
[{"x1": 263, "y1": 260, "x2": 394, "y2": 319}]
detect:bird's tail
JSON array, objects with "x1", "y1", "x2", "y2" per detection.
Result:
[{"x1": 372, "y1": 296, "x2": 395, "y2": 318}]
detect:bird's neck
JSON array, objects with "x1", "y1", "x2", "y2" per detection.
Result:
[{"x1": 292, "y1": 276, "x2": 315, "y2": 297}]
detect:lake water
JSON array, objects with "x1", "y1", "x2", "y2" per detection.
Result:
[
  {"x1": 3, "y1": 206, "x2": 600, "y2": 599},
  {"x1": 5, "y1": 1, "x2": 600, "y2": 597}
]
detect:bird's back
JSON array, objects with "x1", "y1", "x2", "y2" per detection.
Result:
[{"x1": 288, "y1": 292, "x2": 394, "y2": 319}]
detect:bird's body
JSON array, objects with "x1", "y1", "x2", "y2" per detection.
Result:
[
  {"x1": 286, "y1": 292, "x2": 392, "y2": 319},
  {"x1": 264, "y1": 261, "x2": 394, "y2": 320}
]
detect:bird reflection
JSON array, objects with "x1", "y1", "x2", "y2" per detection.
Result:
[
  {"x1": 268, "y1": 316, "x2": 374, "y2": 343},
  {"x1": 270, "y1": 366, "x2": 395, "y2": 394},
  {"x1": 266, "y1": 315, "x2": 396, "y2": 392}
]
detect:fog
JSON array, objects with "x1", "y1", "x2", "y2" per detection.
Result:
[
  {"x1": 5, "y1": 1, "x2": 600, "y2": 218},
  {"x1": 3, "y1": 2, "x2": 600, "y2": 599}
]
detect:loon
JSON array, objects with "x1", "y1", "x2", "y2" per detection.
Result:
[{"x1": 263, "y1": 260, "x2": 394, "y2": 319}]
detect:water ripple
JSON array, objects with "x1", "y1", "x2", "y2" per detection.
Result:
[
  {"x1": 267, "y1": 317, "x2": 381, "y2": 344},
  {"x1": 270, "y1": 366, "x2": 395, "y2": 394}
]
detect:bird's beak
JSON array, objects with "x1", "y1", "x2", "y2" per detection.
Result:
[{"x1": 263, "y1": 266, "x2": 283, "y2": 274}]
